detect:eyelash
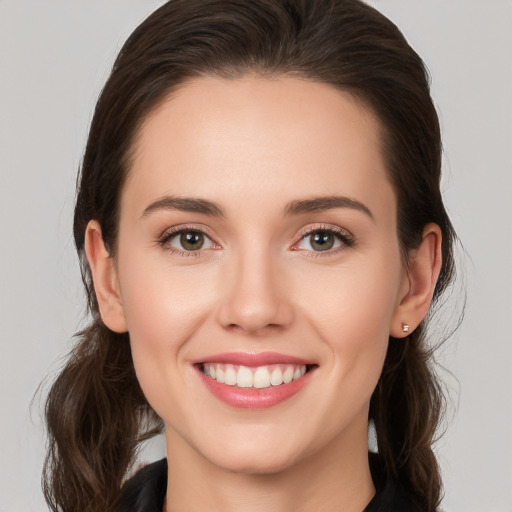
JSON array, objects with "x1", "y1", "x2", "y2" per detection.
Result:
[
  {"x1": 157, "y1": 224, "x2": 355, "y2": 258},
  {"x1": 292, "y1": 224, "x2": 355, "y2": 257},
  {"x1": 158, "y1": 225, "x2": 219, "y2": 258}
]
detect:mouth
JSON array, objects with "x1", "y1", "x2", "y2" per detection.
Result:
[
  {"x1": 194, "y1": 352, "x2": 317, "y2": 409},
  {"x1": 200, "y1": 362, "x2": 312, "y2": 389}
]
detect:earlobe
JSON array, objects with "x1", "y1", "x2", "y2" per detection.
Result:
[
  {"x1": 390, "y1": 223, "x2": 443, "y2": 338},
  {"x1": 84, "y1": 220, "x2": 128, "y2": 333}
]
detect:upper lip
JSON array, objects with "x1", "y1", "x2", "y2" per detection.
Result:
[{"x1": 193, "y1": 351, "x2": 315, "y2": 367}]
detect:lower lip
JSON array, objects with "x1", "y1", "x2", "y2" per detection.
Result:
[{"x1": 197, "y1": 368, "x2": 314, "y2": 409}]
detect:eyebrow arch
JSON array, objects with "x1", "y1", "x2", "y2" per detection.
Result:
[
  {"x1": 141, "y1": 196, "x2": 225, "y2": 218},
  {"x1": 140, "y1": 194, "x2": 373, "y2": 220},
  {"x1": 284, "y1": 195, "x2": 374, "y2": 220}
]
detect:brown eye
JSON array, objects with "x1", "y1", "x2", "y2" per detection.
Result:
[
  {"x1": 180, "y1": 231, "x2": 205, "y2": 251},
  {"x1": 162, "y1": 229, "x2": 216, "y2": 253},
  {"x1": 309, "y1": 231, "x2": 335, "y2": 251},
  {"x1": 293, "y1": 227, "x2": 352, "y2": 254}
]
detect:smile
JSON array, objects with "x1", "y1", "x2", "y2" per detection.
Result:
[
  {"x1": 195, "y1": 353, "x2": 316, "y2": 409},
  {"x1": 202, "y1": 363, "x2": 307, "y2": 389}
]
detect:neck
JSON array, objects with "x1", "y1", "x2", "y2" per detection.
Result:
[{"x1": 164, "y1": 424, "x2": 375, "y2": 512}]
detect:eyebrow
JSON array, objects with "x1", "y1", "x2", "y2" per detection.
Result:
[
  {"x1": 141, "y1": 196, "x2": 225, "y2": 218},
  {"x1": 140, "y1": 194, "x2": 373, "y2": 220},
  {"x1": 284, "y1": 195, "x2": 374, "y2": 220}
]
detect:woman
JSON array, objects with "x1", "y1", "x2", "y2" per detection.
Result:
[{"x1": 43, "y1": 0, "x2": 456, "y2": 511}]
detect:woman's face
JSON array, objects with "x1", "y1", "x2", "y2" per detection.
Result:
[{"x1": 114, "y1": 76, "x2": 408, "y2": 473}]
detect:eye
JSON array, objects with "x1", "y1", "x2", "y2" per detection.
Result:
[
  {"x1": 297, "y1": 230, "x2": 341, "y2": 252},
  {"x1": 292, "y1": 227, "x2": 354, "y2": 253},
  {"x1": 160, "y1": 228, "x2": 217, "y2": 253}
]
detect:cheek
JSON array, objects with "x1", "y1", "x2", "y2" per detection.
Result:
[
  {"x1": 292, "y1": 254, "x2": 402, "y2": 381},
  {"x1": 116, "y1": 247, "x2": 219, "y2": 393},
  {"x1": 297, "y1": 256, "x2": 400, "y2": 332},
  {"x1": 118, "y1": 245, "x2": 215, "y2": 333}
]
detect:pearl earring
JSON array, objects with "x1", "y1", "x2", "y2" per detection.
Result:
[{"x1": 402, "y1": 323, "x2": 410, "y2": 333}]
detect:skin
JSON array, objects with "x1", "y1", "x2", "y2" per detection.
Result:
[{"x1": 86, "y1": 76, "x2": 442, "y2": 512}]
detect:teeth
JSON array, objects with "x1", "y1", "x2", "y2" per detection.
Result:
[
  {"x1": 283, "y1": 366, "x2": 294, "y2": 384},
  {"x1": 202, "y1": 363, "x2": 308, "y2": 389},
  {"x1": 254, "y1": 367, "x2": 271, "y2": 389},
  {"x1": 270, "y1": 367, "x2": 283, "y2": 386},
  {"x1": 224, "y1": 366, "x2": 237, "y2": 386},
  {"x1": 237, "y1": 366, "x2": 253, "y2": 388}
]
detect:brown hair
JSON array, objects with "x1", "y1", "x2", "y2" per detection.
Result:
[{"x1": 43, "y1": 1, "x2": 456, "y2": 511}]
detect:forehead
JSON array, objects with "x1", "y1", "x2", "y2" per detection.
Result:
[{"x1": 124, "y1": 75, "x2": 395, "y2": 221}]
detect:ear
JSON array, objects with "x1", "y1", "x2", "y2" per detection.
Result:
[
  {"x1": 390, "y1": 223, "x2": 443, "y2": 338},
  {"x1": 84, "y1": 220, "x2": 128, "y2": 333}
]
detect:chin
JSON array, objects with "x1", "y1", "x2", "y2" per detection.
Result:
[
  {"x1": 189, "y1": 426, "x2": 306, "y2": 475},
  {"x1": 211, "y1": 447, "x2": 300, "y2": 475}
]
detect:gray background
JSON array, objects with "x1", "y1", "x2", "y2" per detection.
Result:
[{"x1": 1, "y1": 1, "x2": 511, "y2": 511}]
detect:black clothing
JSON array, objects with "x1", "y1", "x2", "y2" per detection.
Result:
[
  {"x1": 116, "y1": 454, "x2": 417, "y2": 512},
  {"x1": 116, "y1": 459, "x2": 167, "y2": 512}
]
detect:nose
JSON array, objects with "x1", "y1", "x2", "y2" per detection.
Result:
[{"x1": 216, "y1": 247, "x2": 294, "y2": 335}]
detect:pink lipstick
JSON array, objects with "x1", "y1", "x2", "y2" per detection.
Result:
[{"x1": 194, "y1": 352, "x2": 316, "y2": 409}]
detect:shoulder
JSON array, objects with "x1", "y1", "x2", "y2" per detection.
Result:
[
  {"x1": 365, "y1": 453, "x2": 422, "y2": 512},
  {"x1": 115, "y1": 459, "x2": 168, "y2": 512}
]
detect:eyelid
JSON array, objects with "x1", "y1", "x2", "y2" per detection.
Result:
[
  {"x1": 157, "y1": 224, "x2": 221, "y2": 255},
  {"x1": 290, "y1": 223, "x2": 355, "y2": 253},
  {"x1": 156, "y1": 223, "x2": 354, "y2": 257}
]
